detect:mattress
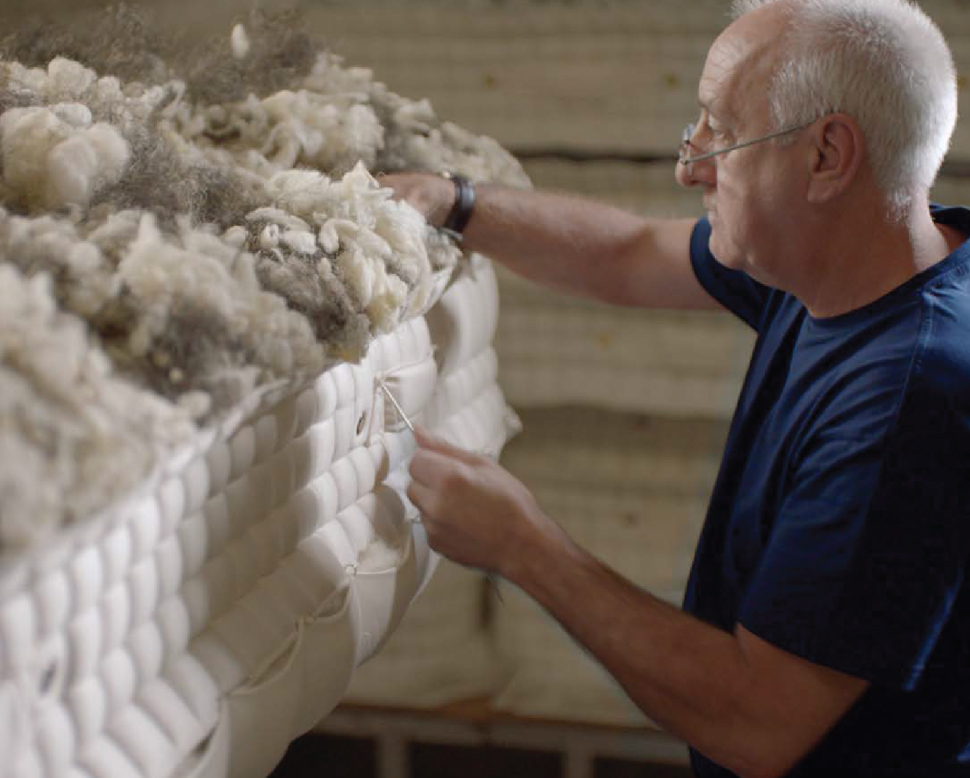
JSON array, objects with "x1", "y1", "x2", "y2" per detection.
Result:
[{"x1": 0, "y1": 253, "x2": 516, "y2": 778}]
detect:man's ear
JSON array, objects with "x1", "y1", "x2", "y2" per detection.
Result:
[{"x1": 805, "y1": 113, "x2": 865, "y2": 204}]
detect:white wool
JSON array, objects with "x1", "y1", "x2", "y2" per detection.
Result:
[
  {"x1": 367, "y1": 267, "x2": 409, "y2": 333},
  {"x1": 354, "y1": 226, "x2": 392, "y2": 261},
  {"x1": 260, "y1": 164, "x2": 437, "y2": 333},
  {"x1": 281, "y1": 229, "x2": 317, "y2": 254},
  {"x1": 323, "y1": 218, "x2": 359, "y2": 241},
  {"x1": 50, "y1": 102, "x2": 93, "y2": 129},
  {"x1": 84, "y1": 123, "x2": 132, "y2": 174},
  {"x1": 2, "y1": 61, "x2": 47, "y2": 93},
  {"x1": 392, "y1": 98, "x2": 435, "y2": 133},
  {"x1": 0, "y1": 107, "x2": 69, "y2": 208},
  {"x1": 0, "y1": 210, "x2": 120, "y2": 319},
  {"x1": 0, "y1": 106, "x2": 130, "y2": 210},
  {"x1": 332, "y1": 239, "x2": 406, "y2": 332},
  {"x1": 341, "y1": 104, "x2": 384, "y2": 164},
  {"x1": 261, "y1": 121, "x2": 304, "y2": 170},
  {"x1": 264, "y1": 163, "x2": 452, "y2": 329},
  {"x1": 317, "y1": 222, "x2": 340, "y2": 254},
  {"x1": 336, "y1": 246, "x2": 376, "y2": 307},
  {"x1": 0, "y1": 264, "x2": 196, "y2": 548},
  {"x1": 122, "y1": 216, "x2": 235, "y2": 316},
  {"x1": 0, "y1": 430, "x2": 60, "y2": 547},
  {"x1": 231, "y1": 24, "x2": 251, "y2": 60},
  {"x1": 91, "y1": 75, "x2": 123, "y2": 105},
  {"x1": 173, "y1": 104, "x2": 207, "y2": 140},
  {"x1": 265, "y1": 169, "x2": 333, "y2": 215},
  {"x1": 119, "y1": 214, "x2": 324, "y2": 379},
  {"x1": 339, "y1": 160, "x2": 382, "y2": 207},
  {"x1": 46, "y1": 133, "x2": 100, "y2": 206},
  {"x1": 259, "y1": 223, "x2": 280, "y2": 250},
  {"x1": 198, "y1": 86, "x2": 384, "y2": 175},
  {"x1": 178, "y1": 391, "x2": 211, "y2": 418},
  {"x1": 246, "y1": 207, "x2": 311, "y2": 232},
  {"x1": 45, "y1": 57, "x2": 97, "y2": 100},
  {"x1": 178, "y1": 217, "x2": 240, "y2": 262},
  {"x1": 222, "y1": 225, "x2": 248, "y2": 249},
  {"x1": 47, "y1": 122, "x2": 130, "y2": 209},
  {"x1": 301, "y1": 52, "x2": 374, "y2": 100},
  {"x1": 85, "y1": 209, "x2": 143, "y2": 253},
  {"x1": 65, "y1": 242, "x2": 116, "y2": 316},
  {"x1": 375, "y1": 199, "x2": 429, "y2": 263},
  {"x1": 261, "y1": 90, "x2": 303, "y2": 123}
]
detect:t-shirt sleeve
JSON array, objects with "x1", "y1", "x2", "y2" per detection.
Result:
[
  {"x1": 738, "y1": 387, "x2": 970, "y2": 689},
  {"x1": 689, "y1": 216, "x2": 773, "y2": 331}
]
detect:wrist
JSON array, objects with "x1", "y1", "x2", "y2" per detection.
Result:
[
  {"x1": 498, "y1": 504, "x2": 568, "y2": 586},
  {"x1": 438, "y1": 171, "x2": 476, "y2": 242}
]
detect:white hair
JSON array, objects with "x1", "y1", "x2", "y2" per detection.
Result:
[{"x1": 730, "y1": 0, "x2": 958, "y2": 218}]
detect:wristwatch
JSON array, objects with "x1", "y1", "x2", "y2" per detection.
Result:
[{"x1": 439, "y1": 171, "x2": 476, "y2": 242}]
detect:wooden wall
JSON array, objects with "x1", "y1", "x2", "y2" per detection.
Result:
[{"x1": 5, "y1": 0, "x2": 970, "y2": 733}]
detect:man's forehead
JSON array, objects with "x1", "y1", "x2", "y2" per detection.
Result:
[
  {"x1": 698, "y1": 11, "x2": 785, "y2": 120},
  {"x1": 698, "y1": 47, "x2": 745, "y2": 122}
]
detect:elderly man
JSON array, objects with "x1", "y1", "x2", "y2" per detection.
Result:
[{"x1": 388, "y1": 0, "x2": 970, "y2": 775}]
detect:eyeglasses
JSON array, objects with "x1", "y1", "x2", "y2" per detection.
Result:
[{"x1": 678, "y1": 120, "x2": 815, "y2": 166}]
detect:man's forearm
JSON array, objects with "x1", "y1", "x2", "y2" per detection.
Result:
[
  {"x1": 503, "y1": 519, "x2": 859, "y2": 778},
  {"x1": 504, "y1": 522, "x2": 761, "y2": 771},
  {"x1": 460, "y1": 183, "x2": 663, "y2": 304},
  {"x1": 383, "y1": 172, "x2": 711, "y2": 310}
]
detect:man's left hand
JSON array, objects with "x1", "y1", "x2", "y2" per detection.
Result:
[{"x1": 406, "y1": 427, "x2": 543, "y2": 575}]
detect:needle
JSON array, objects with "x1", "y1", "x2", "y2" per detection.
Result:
[
  {"x1": 379, "y1": 378, "x2": 504, "y2": 604},
  {"x1": 380, "y1": 381, "x2": 414, "y2": 433}
]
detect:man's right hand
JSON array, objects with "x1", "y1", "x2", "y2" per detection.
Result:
[{"x1": 378, "y1": 172, "x2": 455, "y2": 228}]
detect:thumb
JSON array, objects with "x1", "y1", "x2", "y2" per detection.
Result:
[{"x1": 413, "y1": 425, "x2": 481, "y2": 464}]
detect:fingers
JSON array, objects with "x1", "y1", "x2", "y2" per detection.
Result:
[
  {"x1": 407, "y1": 441, "x2": 481, "y2": 525},
  {"x1": 413, "y1": 425, "x2": 482, "y2": 465},
  {"x1": 374, "y1": 172, "x2": 451, "y2": 224},
  {"x1": 408, "y1": 447, "x2": 453, "y2": 488},
  {"x1": 405, "y1": 478, "x2": 435, "y2": 515}
]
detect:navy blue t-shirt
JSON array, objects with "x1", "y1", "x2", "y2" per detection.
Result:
[{"x1": 684, "y1": 206, "x2": 970, "y2": 777}]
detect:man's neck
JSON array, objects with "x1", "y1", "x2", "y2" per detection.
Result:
[{"x1": 799, "y1": 196, "x2": 960, "y2": 319}]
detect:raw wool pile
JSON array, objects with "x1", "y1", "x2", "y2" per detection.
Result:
[
  {"x1": 0, "y1": 263, "x2": 198, "y2": 548},
  {"x1": 0, "y1": 8, "x2": 531, "y2": 552},
  {"x1": 166, "y1": 35, "x2": 530, "y2": 186}
]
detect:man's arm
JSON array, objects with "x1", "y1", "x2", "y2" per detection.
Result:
[
  {"x1": 407, "y1": 431, "x2": 870, "y2": 778},
  {"x1": 516, "y1": 524, "x2": 868, "y2": 778},
  {"x1": 381, "y1": 172, "x2": 719, "y2": 311}
]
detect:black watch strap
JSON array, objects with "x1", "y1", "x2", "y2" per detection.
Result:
[{"x1": 441, "y1": 172, "x2": 476, "y2": 240}]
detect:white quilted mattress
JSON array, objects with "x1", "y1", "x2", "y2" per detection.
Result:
[{"x1": 0, "y1": 254, "x2": 516, "y2": 778}]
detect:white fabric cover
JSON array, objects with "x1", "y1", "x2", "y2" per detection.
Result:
[
  {"x1": 342, "y1": 254, "x2": 519, "y2": 710},
  {"x1": 0, "y1": 255, "x2": 515, "y2": 778}
]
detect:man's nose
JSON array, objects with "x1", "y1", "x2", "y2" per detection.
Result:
[
  {"x1": 675, "y1": 156, "x2": 715, "y2": 188},
  {"x1": 675, "y1": 158, "x2": 694, "y2": 188}
]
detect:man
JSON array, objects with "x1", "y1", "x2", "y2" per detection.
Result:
[{"x1": 387, "y1": 0, "x2": 970, "y2": 775}]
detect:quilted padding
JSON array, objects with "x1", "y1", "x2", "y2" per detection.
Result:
[{"x1": 0, "y1": 255, "x2": 515, "y2": 778}]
